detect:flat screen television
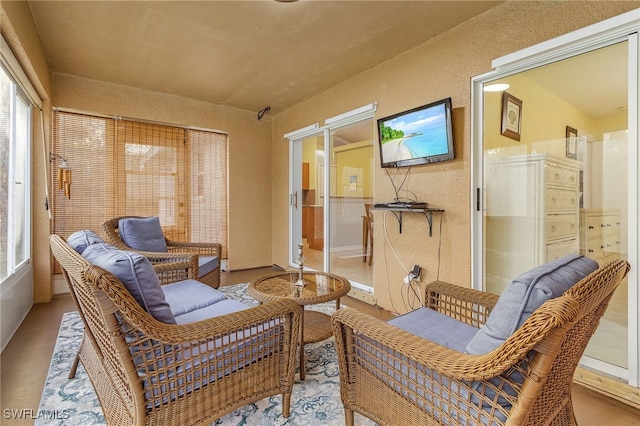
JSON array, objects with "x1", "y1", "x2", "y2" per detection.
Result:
[{"x1": 377, "y1": 97, "x2": 454, "y2": 168}]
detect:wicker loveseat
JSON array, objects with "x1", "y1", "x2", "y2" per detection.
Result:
[
  {"x1": 332, "y1": 255, "x2": 630, "y2": 426},
  {"x1": 102, "y1": 216, "x2": 222, "y2": 288},
  {"x1": 50, "y1": 232, "x2": 301, "y2": 425}
]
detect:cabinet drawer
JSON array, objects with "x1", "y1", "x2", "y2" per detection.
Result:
[
  {"x1": 585, "y1": 238, "x2": 605, "y2": 259},
  {"x1": 546, "y1": 164, "x2": 564, "y2": 185},
  {"x1": 546, "y1": 239, "x2": 578, "y2": 262},
  {"x1": 602, "y1": 215, "x2": 621, "y2": 236},
  {"x1": 546, "y1": 165, "x2": 579, "y2": 188},
  {"x1": 563, "y1": 168, "x2": 579, "y2": 188},
  {"x1": 602, "y1": 233, "x2": 620, "y2": 256},
  {"x1": 585, "y1": 214, "x2": 620, "y2": 238},
  {"x1": 585, "y1": 215, "x2": 604, "y2": 238},
  {"x1": 546, "y1": 215, "x2": 577, "y2": 241},
  {"x1": 603, "y1": 253, "x2": 619, "y2": 265},
  {"x1": 546, "y1": 188, "x2": 578, "y2": 212}
]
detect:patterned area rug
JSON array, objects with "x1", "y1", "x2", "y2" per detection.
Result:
[{"x1": 36, "y1": 283, "x2": 376, "y2": 426}]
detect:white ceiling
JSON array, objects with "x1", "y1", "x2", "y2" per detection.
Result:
[{"x1": 26, "y1": 0, "x2": 503, "y2": 115}]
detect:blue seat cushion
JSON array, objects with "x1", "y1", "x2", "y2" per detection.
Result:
[
  {"x1": 465, "y1": 254, "x2": 598, "y2": 355},
  {"x1": 387, "y1": 307, "x2": 479, "y2": 352},
  {"x1": 174, "y1": 299, "x2": 249, "y2": 324},
  {"x1": 82, "y1": 243, "x2": 176, "y2": 324},
  {"x1": 198, "y1": 256, "x2": 219, "y2": 277},
  {"x1": 162, "y1": 279, "x2": 227, "y2": 317},
  {"x1": 119, "y1": 216, "x2": 168, "y2": 252},
  {"x1": 67, "y1": 229, "x2": 105, "y2": 254}
]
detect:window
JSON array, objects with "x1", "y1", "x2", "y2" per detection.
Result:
[
  {"x1": 52, "y1": 111, "x2": 228, "y2": 260},
  {"x1": 0, "y1": 63, "x2": 32, "y2": 283}
]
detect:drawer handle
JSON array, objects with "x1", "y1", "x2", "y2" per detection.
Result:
[
  {"x1": 555, "y1": 172, "x2": 560, "y2": 180},
  {"x1": 588, "y1": 249, "x2": 594, "y2": 253},
  {"x1": 551, "y1": 225, "x2": 557, "y2": 232},
  {"x1": 570, "y1": 224, "x2": 575, "y2": 230},
  {"x1": 588, "y1": 225, "x2": 594, "y2": 229},
  {"x1": 571, "y1": 198, "x2": 575, "y2": 205},
  {"x1": 569, "y1": 176, "x2": 575, "y2": 182}
]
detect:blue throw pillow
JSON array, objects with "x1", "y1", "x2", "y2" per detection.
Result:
[
  {"x1": 119, "y1": 216, "x2": 168, "y2": 252},
  {"x1": 67, "y1": 229, "x2": 105, "y2": 254},
  {"x1": 465, "y1": 254, "x2": 598, "y2": 355},
  {"x1": 82, "y1": 243, "x2": 176, "y2": 324}
]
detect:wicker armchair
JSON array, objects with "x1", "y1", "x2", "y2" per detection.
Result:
[
  {"x1": 332, "y1": 259, "x2": 630, "y2": 426},
  {"x1": 102, "y1": 216, "x2": 222, "y2": 288},
  {"x1": 50, "y1": 234, "x2": 301, "y2": 426}
]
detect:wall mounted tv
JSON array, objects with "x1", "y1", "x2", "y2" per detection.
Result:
[{"x1": 377, "y1": 97, "x2": 454, "y2": 168}]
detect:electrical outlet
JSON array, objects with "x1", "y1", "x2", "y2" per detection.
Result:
[{"x1": 411, "y1": 264, "x2": 422, "y2": 282}]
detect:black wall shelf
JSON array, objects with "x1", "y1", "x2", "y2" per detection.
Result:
[{"x1": 372, "y1": 206, "x2": 444, "y2": 236}]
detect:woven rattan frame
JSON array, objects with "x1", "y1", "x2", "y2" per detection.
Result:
[
  {"x1": 50, "y1": 234, "x2": 301, "y2": 426},
  {"x1": 102, "y1": 216, "x2": 222, "y2": 289},
  {"x1": 332, "y1": 259, "x2": 630, "y2": 426}
]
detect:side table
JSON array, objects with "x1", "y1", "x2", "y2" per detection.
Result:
[{"x1": 247, "y1": 271, "x2": 351, "y2": 379}]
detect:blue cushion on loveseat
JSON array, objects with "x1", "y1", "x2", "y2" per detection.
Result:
[
  {"x1": 82, "y1": 243, "x2": 176, "y2": 324},
  {"x1": 465, "y1": 254, "x2": 598, "y2": 355}
]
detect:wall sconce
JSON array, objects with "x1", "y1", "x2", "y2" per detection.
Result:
[{"x1": 50, "y1": 152, "x2": 72, "y2": 199}]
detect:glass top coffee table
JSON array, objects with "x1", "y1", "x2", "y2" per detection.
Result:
[{"x1": 247, "y1": 271, "x2": 351, "y2": 379}]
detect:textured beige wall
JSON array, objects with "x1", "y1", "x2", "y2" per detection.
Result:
[
  {"x1": 52, "y1": 74, "x2": 274, "y2": 272},
  {"x1": 272, "y1": 1, "x2": 638, "y2": 313}
]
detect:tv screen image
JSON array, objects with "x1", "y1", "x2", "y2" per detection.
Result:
[{"x1": 377, "y1": 97, "x2": 454, "y2": 168}]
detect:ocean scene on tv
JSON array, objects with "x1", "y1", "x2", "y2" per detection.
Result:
[{"x1": 379, "y1": 103, "x2": 449, "y2": 163}]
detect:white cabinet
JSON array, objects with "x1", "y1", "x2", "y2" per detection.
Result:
[
  {"x1": 580, "y1": 209, "x2": 621, "y2": 265},
  {"x1": 485, "y1": 153, "x2": 582, "y2": 293}
]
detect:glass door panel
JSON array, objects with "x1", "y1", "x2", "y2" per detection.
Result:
[
  {"x1": 299, "y1": 135, "x2": 325, "y2": 272},
  {"x1": 481, "y1": 42, "x2": 629, "y2": 372},
  {"x1": 329, "y1": 120, "x2": 374, "y2": 287}
]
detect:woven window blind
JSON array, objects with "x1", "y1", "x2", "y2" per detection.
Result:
[{"x1": 52, "y1": 110, "x2": 228, "y2": 263}]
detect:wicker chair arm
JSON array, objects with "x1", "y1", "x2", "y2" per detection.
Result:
[
  {"x1": 86, "y1": 264, "x2": 301, "y2": 343},
  {"x1": 332, "y1": 295, "x2": 579, "y2": 381},
  {"x1": 151, "y1": 255, "x2": 199, "y2": 283},
  {"x1": 165, "y1": 240, "x2": 222, "y2": 257},
  {"x1": 424, "y1": 280, "x2": 499, "y2": 327}
]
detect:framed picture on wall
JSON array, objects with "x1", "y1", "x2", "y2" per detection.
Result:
[
  {"x1": 501, "y1": 92, "x2": 522, "y2": 141},
  {"x1": 566, "y1": 126, "x2": 578, "y2": 159}
]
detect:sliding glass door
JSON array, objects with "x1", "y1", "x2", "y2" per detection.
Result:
[
  {"x1": 472, "y1": 21, "x2": 638, "y2": 387},
  {"x1": 288, "y1": 106, "x2": 376, "y2": 290}
]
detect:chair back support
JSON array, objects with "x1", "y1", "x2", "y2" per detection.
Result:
[
  {"x1": 50, "y1": 234, "x2": 300, "y2": 425},
  {"x1": 50, "y1": 234, "x2": 145, "y2": 424},
  {"x1": 521, "y1": 259, "x2": 630, "y2": 424}
]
